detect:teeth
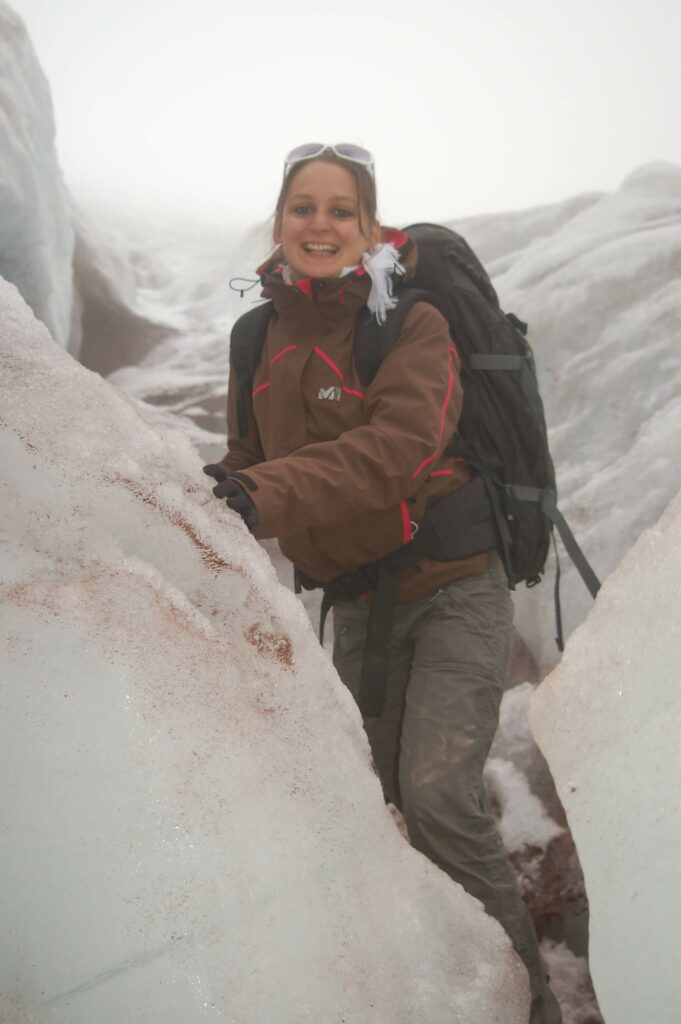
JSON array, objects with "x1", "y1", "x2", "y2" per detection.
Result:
[{"x1": 304, "y1": 243, "x2": 337, "y2": 252}]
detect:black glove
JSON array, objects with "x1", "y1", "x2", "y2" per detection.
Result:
[
  {"x1": 203, "y1": 464, "x2": 228, "y2": 484},
  {"x1": 203, "y1": 465, "x2": 259, "y2": 529}
]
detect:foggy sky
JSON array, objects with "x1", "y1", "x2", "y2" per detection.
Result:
[{"x1": 8, "y1": 0, "x2": 681, "y2": 228}]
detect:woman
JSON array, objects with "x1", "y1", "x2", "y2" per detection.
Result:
[{"x1": 205, "y1": 143, "x2": 561, "y2": 1024}]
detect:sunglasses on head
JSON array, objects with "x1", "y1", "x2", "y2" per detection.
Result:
[{"x1": 284, "y1": 143, "x2": 375, "y2": 178}]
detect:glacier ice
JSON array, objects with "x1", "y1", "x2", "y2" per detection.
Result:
[
  {"x1": 488, "y1": 161, "x2": 681, "y2": 674},
  {"x1": 530, "y1": 489, "x2": 681, "y2": 1024},
  {"x1": 0, "y1": 276, "x2": 529, "y2": 1022},
  {"x1": 0, "y1": 0, "x2": 76, "y2": 351}
]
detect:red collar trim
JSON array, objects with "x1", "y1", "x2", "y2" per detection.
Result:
[
  {"x1": 383, "y1": 227, "x2": 409, "y2": 249},
  {"x1": 294, "y1": 277, "x2": 314, "y2": 298}
]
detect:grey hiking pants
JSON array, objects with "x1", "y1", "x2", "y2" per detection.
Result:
[{"x1": 332, "y1": 554, "x2": 562, "y2": 1024}]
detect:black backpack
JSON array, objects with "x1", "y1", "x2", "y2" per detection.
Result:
[{"x1": 230, "y1": 224, "x2": 599, "y2": 712}]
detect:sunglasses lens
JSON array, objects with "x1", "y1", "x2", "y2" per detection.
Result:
[
  {"x1": 333, "y1": 144, "x2": 373, "y2": 166},
  {"x1": 285, "y1": 143, "x2": 325, "y2": 165}
]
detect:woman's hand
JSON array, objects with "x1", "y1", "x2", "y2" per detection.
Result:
[{"x1": 203, "y1": 465, "x2": 260, "y2": 529}]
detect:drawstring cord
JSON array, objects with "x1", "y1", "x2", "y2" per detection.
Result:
[{"x1": 229, "y1": 277, "x2": 260, "y2": 299}]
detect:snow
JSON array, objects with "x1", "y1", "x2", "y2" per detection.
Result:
[
  {"x1": 530, "y1": 489, "x2": 681, "y2": 1024},
  {"x1": 0, "y1": 0, "x2": 76, "y2": 351},
  {"x1": 0, "y1": 276, "x2": 529, "y2": 1022},
  {"x1": 484, "y1": 757, "x2": 563, "y2": 855},
  {"x1": 485, "y1": 161, "x2": 681, "y2": 674},
  {"x1": 74, "y1": 203, "x2": 253, "y2": 458},
  {"x1": 72, "y1": 203, "x2": 182, "y2": 378},
  {"x1": 539, "y1": 941, "x2": 602, "y2": 1024}
]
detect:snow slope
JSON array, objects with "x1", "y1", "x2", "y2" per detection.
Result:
[
  {"x1": 95, "y1": 213, "x2": 242, "y2": 453},
  {"x1": 459, "y1": 162, "x2": 681, "y2": 673},
  {"x1": 0, "y1": 277, "x2": 529, "y2": 1023},
  {"x1": 0, "y1": 1, "x2": 75, "y2": 351},
  {"x1": 72, "y1": 204, "x2": 182, "y2": 378},
  {"x1": 530, "y1": 488, "x2": 681, "y2": 1024}
]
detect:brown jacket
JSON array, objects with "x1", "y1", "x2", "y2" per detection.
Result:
[{"x1": 219, "y1": 231, "x2": 489, "y2": 601}]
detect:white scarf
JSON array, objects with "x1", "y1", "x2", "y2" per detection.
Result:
[{"x1": 360, "y1": 241, "x2": 406, "y2": 323}]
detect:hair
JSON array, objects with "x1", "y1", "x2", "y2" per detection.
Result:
[{"x1": 270, "y1": 150, "x2": 379, "y2": 265}]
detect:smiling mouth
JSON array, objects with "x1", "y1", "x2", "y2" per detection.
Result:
[{"x1": 302, "y1": 243, "x2": 339, "y2": 254}]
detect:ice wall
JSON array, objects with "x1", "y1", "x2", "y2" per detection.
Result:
[
  {"x1": 530, "y1": 490, "x2": 681, "y2": 1024},
  {"x1": 0, "y1": 1, "x2": 76, "y2": 351},
  {"x1": 74, "y1": 206, "x2": 235, "y2": 452},
  {"x1": 0, "y1": 276, "x2": 529, "y2": 1023},
  {"x1": 488, "y1": 162, "x2": 681, "y2": 673},
  {"x1": 73, "y1": 205, "x2": 178, "y2": 377}
]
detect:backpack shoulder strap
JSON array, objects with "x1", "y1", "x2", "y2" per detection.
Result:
[
  {"x1": 230, "y1": 301, "x2": 274, "y2": 438},
  {"x1": 353, "y1": 287, "x2": 438, "y2": 387}
]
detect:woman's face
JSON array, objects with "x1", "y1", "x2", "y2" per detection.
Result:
[{"x1": 274, "y1": 160, "x2": 380, "y2": 279}]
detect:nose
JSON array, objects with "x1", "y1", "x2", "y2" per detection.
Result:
[{"x1": 309, "y1": 208, "x2": 332, "y2": 233}]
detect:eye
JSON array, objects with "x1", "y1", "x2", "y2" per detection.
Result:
[
  {"x1": 332, "y1": 207, "x2": 354, "y2": 219},
  {"x1": 291, "y1": 204, "x2": 313, "y2": 216}
]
